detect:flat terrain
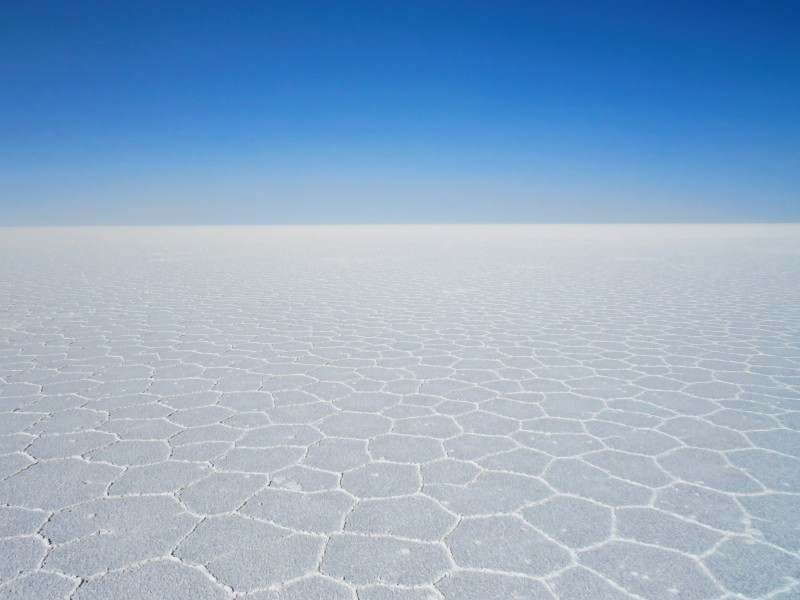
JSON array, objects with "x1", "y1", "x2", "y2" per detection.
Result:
[{"x1": 1, "y1": 224, "x2": 799, "y2": 599}]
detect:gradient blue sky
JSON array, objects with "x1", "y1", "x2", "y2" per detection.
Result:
[{"x1": 2, "y1": 1, "x2": 798, "y2": 224}]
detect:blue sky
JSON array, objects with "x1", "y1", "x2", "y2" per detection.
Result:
[{"x1": 1, "y1": 1, "x2": 798, "y2": 224}]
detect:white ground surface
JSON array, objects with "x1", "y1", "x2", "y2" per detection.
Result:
[{"x1": 1, "y1": 224, "x2": 799, "y2": 600}]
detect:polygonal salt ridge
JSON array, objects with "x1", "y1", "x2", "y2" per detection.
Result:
[
  {"x1": 0, "y1": 458, "x2": 122, "y2": 511},
  {"x1": 98, "y1": 417, "x2": 183, "y2": 440},
  {"x1": 259, "y1": 375, "x2": 318, "y2": 392},
  {"x1": 383, "y1": 403, "x2": 435, "y2": 419},
  {"x1": 168, "y1": 405, "x2": 237, "y2": 427},
  {"x1": 332, "y1": 391, "x2": 400, "y2": 412},
  {"x1": 444, "y1": 433, "x2": 518, "y2": 461},
  {"x1": 302, "y1": 438, "x2": 371, "y2": 472},
  {"x1": 241, "y1": 574, "x2": 356, "y2": 600},
  {"x1": 421, "y1": 459, "x2": 481, "y2": 485},
  {"x1": 0, "y1": 570, "x2": 80, "y2": 599},
  {"x1": 657, "y1": 447, "x2": 764, "y2": 493},
  {"x1": 81, "y1": 392, "x2": 161, "y2": 412},
  {"x1": 584, "y1": 421, "x2": 683, "y2": 455},
  {"x1": 109, "y1": 461, "x2": 212, "y2": 494},
  {"x1": 24, "y1": 407, "x2": 108, "y2": 435},
  {"x1": 211, "y1": 373, "x2": 268, "y2": 394},
  {"x1": 212, "y1": 446, "x2": 307, "y2": 474},
  {"x1": 0, "y1": 507, "x2": 49, "y2": 541},
  {"x1": 454, "y1": 410, "x2": 520, "y2": 435},
  {"x1": 170, "y1": 424, "x2": 243, "y2": 446},
  {"x1": 14, "y1": 393, "x2": 87, "y2": 413},
  {"x1": 341, "y1": 462, "x2": 422, "y2": 498},
  {"x1": 368, "y1": 433, "x2": 445, "y2": 463},
  {"x1": 318, "y1": 411, "x2": 393, "y2": 438},
  {"x1": 593, "y1": 410, "x2": 662, "y2": 429},
  {"x1": 221, "y1": 411, "x2": 271, "y2": 429},
  {"x1": 345, "y1": 495, "x2": 459, "y2": 541},
  {"x1": 268, "y1": 401, "x2": 338, "y2": 424},
  {"x1": 321, "y1": 534, "x2": 452, "y2": 586},
  {"x1": 580, "y1": 540, "x2": 725, "y2": 598},
  {"x1": 216, "y1": 390, "x2": 275, "y2": 411},
  {"x1": 93, "y1": 363, "x2": 155, "y2": 381},
  {"x1": 447, "y1": 515, "x2": 573, "y2": 577},
  {"x1": 614, "y1": 507, "x2": 724, "y2": 554},
  {"x1": 25, "y1": 430, "x2": 118, "y2": 460},
  {"x1": 542, "y1": 458, "x2": 653, "y2": 506},
  {"x1": 440, "y1": 571, "x2": 555, "y2": 599},
  {"x1": 241, "y1": 487, "x2": 355, "y2": 534},
  {"x1": 547, "y1": 566, "x2": 636, "y2": 600},
  {"x1": 747, "y1": 428, "x2": 800, "y2": 458},
  {"x1": 738, "y1": 493, "x2": 800, "y2": 553},
  {"x1": 157, "y1": 391, "x2": 223, "y2": 411},
  {"x1": 581, "y1": 449, "x2": 672, "y2": 488},
  {"x1": 72, "y1": 559, "x2": 229, "y2": 600},
  {"x1": 349, "y1": 379, "x2": 387, "y2": 393},
  {"x1": 521, "y1": 495, "x2": 613, "y2": 550},
  {"x1": 85, "y1": 439, "x2": 171, "y2": 466},
  {"x1": 175, "y1": 514, "x2": 321, "y2": 590},
  {"x1": 656, "y1": 415, "x2": 752, "y2": 450},
  {"x1": 424, "y1": 471, "x2": 552, "y2": 516},
  {"x1": 480, "y1": 397, "x2": 545, "y2": 420},
  {"x1": 401, "y1": 393, "x2": 448, "y2": 409},
  {"x1": 707, "y1": 408, "x2": 782, "y2": 430},
  {"x1": 180, "y1": 472, "x2": 268, "y2": 515},
  {"x1": 108, "y1": 401, "x2": 174, "y2": 419},
  {"x1": 0, "y1": 452, "x2": 35, "y2": 481},
  {"x1": 371, "y1": 585, "x2": 450, "y2": 600},
  {"x1": 513, "y1": 430, "x2": 604, "y2": 457},
  {"x1": 703, "y1": 537, "x2": 800, "y2": 597},
  {"x1": 42, "y1": 495, "x2": 198, "y2": 577},
  {"x1": 535, "y1": 392, "x2": 606, "y2": 419},
  {"x1": 237, "y1": 423, "x2": 322, "y2": 448},
  {"x1": 392, "y1": 415, "x2": 462, "y2": 438}
]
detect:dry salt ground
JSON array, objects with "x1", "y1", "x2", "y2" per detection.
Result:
[{"x1": 1, "y1": 224, "x2": 799, "y2": 600}]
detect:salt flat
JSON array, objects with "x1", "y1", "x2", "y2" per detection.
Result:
[{"x1": 1, "y1": 224, "x2": 799, "y2": 599}]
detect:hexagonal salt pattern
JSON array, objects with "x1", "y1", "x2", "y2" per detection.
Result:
[{"x1": 1, "y1": 224, "x2": 799, "y2": 599}]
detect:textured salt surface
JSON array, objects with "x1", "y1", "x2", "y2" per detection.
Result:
[{"x1": 0, "y1": 224, "x2": 799, "y2": 599}]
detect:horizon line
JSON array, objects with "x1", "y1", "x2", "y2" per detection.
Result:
[{"x1": 2, "y1": 222, "x2": 800, "y2": 228}]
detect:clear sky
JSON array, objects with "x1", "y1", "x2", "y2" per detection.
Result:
[{"x1": 1, "y1": 1, "x2": 798, "y2": 224}]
